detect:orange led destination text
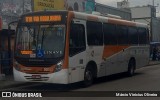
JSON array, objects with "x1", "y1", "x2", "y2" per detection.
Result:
[
  {"x1": 21, "y1": 50, "x2": 33, "y2": 55},
  {"x1": 25, "y1": 15, "x2": 61, "y2": 22}
]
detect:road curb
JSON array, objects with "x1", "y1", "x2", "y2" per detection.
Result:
[
  {"x1": 0, "y1": 74, "x2": 5, "y2": 81},
  {"x1": 148, "y1": 62, "x2": 160, "y2": 66},
  {"x1": 0, "y1": 82, "x2": 36, "y2": 90}
]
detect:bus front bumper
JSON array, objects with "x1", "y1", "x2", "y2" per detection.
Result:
[{"x1": 13, "y1": 68, "x2": 69, "y2": 84}]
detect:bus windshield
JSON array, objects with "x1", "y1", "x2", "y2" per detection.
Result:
[{"x1": 15, "y1": 24, "x2": 66, "y2": 59}]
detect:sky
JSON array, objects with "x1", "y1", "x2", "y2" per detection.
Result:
[{"x1": 95, "y1": 0, "x2": 160, "y2": 17}]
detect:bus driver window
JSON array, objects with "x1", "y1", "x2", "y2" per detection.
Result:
[{"x1": 69, "y1": 23, "x2": 86, "y2": 57}]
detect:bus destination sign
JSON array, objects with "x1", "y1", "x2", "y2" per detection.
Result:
[{"x1": 25, "y1": 15, "x2": 62, "y2": 23}]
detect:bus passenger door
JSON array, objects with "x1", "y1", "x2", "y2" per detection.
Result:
[
  {"x1": 85, "y1": 21, "x2": 105, "y2": 77},
  {"x1": 68, "y1": 19, "x2": 87, "y2": 83}
]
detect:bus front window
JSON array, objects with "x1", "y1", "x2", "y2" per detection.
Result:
[{"x1": 15, "y1": 24, "x2": 65, "y2": 59}]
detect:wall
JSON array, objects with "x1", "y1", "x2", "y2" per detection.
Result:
[
  {"x1": 152, "y1": 18, "x2": 160, "y2": 42},
  {"x1": 131, "y1": 6, "x2": 160, "y2": 42},
  {"x1": 131, "y1": 7, "x2": 151, "y2": 19},
  {"x1": 96, "y1": 3, "x2": 131, "y2": 20}
]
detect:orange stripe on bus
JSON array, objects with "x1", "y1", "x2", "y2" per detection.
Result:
[
  {"x1": 87, "y1": 16, "x2": 98, "y2": 21},
  {"x1": 13, "y1": 62, "x2": 56, "y2": 74},
  {"x1": 108, "y1": 18, "x2": 136, "y2": 26},
  {"x1": 102, "y1": 45, "x2": 129, "y2": 59},
  {"x1": 62, "y1": 11, "x2": 75, "y2": 69}
]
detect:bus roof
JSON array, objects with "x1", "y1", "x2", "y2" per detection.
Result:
[
  {"x1": 70, "y1": 11, "x2": 148, "y2": 28},
  {"x1": 21, "y1": 10, "x2": 148, "y2": 28}
]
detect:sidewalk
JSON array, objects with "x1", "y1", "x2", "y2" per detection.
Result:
[
  {"x1": 0, "y1": 75, "x2": 29, "y2": 90},
  {"x1": 0, "y1": 74, "x2": 5, "y2": 80},
  {"x1": 148, "y1": 60, "x2": 160, "y2": 66},
  {"x1": 0, "y1": 61, "x2": 160, "y2": 90}
]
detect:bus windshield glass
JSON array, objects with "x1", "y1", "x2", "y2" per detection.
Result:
[{"x1": 15, "y1": 24, "x2": 66, "y2": 58}]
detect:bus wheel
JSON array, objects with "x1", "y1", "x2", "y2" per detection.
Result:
[
  {"x1": 127, "y1": 59, "x2": 135, "y2": 77},
  {"x1": 83, "y1": 67, "x2": 93, "y2": 87}
]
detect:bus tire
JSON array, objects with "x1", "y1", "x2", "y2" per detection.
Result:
[
  {"x1": 83, "y1": 67, "x2": 94, "y2": 87},
  {"x1": 127, "y1": 59, "x2": 135, "y2": 77}
]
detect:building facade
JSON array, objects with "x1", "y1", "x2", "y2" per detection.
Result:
[
  {"x1": 95, "y1": 3, "x2": 131, "y2": 20},
  {"x1": 0, "y1": 0, "x2": 18, "y2": 75},
  {"x1": 32, "y1": 0, "x2": 95, "y2": 13},
  {"x1": 130, "y1": 5, "x2": 160, "y2": 42}
]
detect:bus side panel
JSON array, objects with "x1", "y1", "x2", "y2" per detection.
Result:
[
  {"x1": 103, "y1": 45, "x2": 129, "y2": 75},
  {"x1": 135, "y1": 46, "x2": 150, "y2": 69},
  {"x1": 68, "y1": 51, "x2": 86, "y2": 83},
  {"x1": 104, "y1": 45, "x2": 150, "y2": 76},
  {"x1": 86, "y1": 46, "x2": 105, "y2": 78}
]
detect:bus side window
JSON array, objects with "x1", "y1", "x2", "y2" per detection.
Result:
[
  {"x1": 117, "y1": 25, "x2": 128, "y2": 45},
  {"x1": 138, "y1": 28, "x2": 148, "y2": 44},
  {"x1": 128, "y1": 26, "x2": 138, "y2": 44},
  {"x1": 69, "y1": 23, "x2": 86, "y2": 57},
  {"x1": 87, "y1": 21, "x2": 103, "y2": 46},
  {"x1": 103, "y1": 23, "x2": 117, "y2": 45}
]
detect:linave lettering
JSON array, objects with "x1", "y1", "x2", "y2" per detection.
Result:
[{"x1": 44, "y1": 51, "x2": 62, "y2": 55}]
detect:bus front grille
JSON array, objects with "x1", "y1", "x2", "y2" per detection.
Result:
[{"x1": 24, "y1": 76, "x2": 49, "y2": 81}]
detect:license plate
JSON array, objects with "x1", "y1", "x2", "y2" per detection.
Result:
[{"x1": 32, "y1": 75, "x2": 41, "y2": 79}]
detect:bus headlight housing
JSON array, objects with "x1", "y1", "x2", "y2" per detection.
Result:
[
  {"x1": 55, "y1": 61, "x2": 63, "y2": 72},
  {"x1": 14, "y1": 62, "x2": 21, "y2": 71}
]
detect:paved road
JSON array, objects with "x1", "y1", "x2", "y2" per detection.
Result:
[
  {"x1": 1, "y1": 64, "x2": 160, "y2": 100},
  {"x1": 77, "y1": 64, "x2": 160, "y2": 91},
  {"x1": 2, "y1": 64, "x2": 160, "y2": 91}
]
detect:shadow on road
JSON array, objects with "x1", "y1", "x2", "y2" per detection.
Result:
[
  {"x1": 19, "y1": 72, "x2": 144, "y2": 91},
  {"x1": 94, "y1": 72, "x2": 143, "y2": 84}
]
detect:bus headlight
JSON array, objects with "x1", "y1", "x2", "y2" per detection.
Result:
[
  {"x1": 14, "y1": 62, "x2": 21, "y2": 71},
  {"x1": 55, "y1": 61, "x2": 63, "y2": 72}
]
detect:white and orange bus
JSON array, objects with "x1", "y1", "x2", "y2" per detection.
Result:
[{"x1": 13, "y1": 10, "x2": 150, "y2": 86}]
